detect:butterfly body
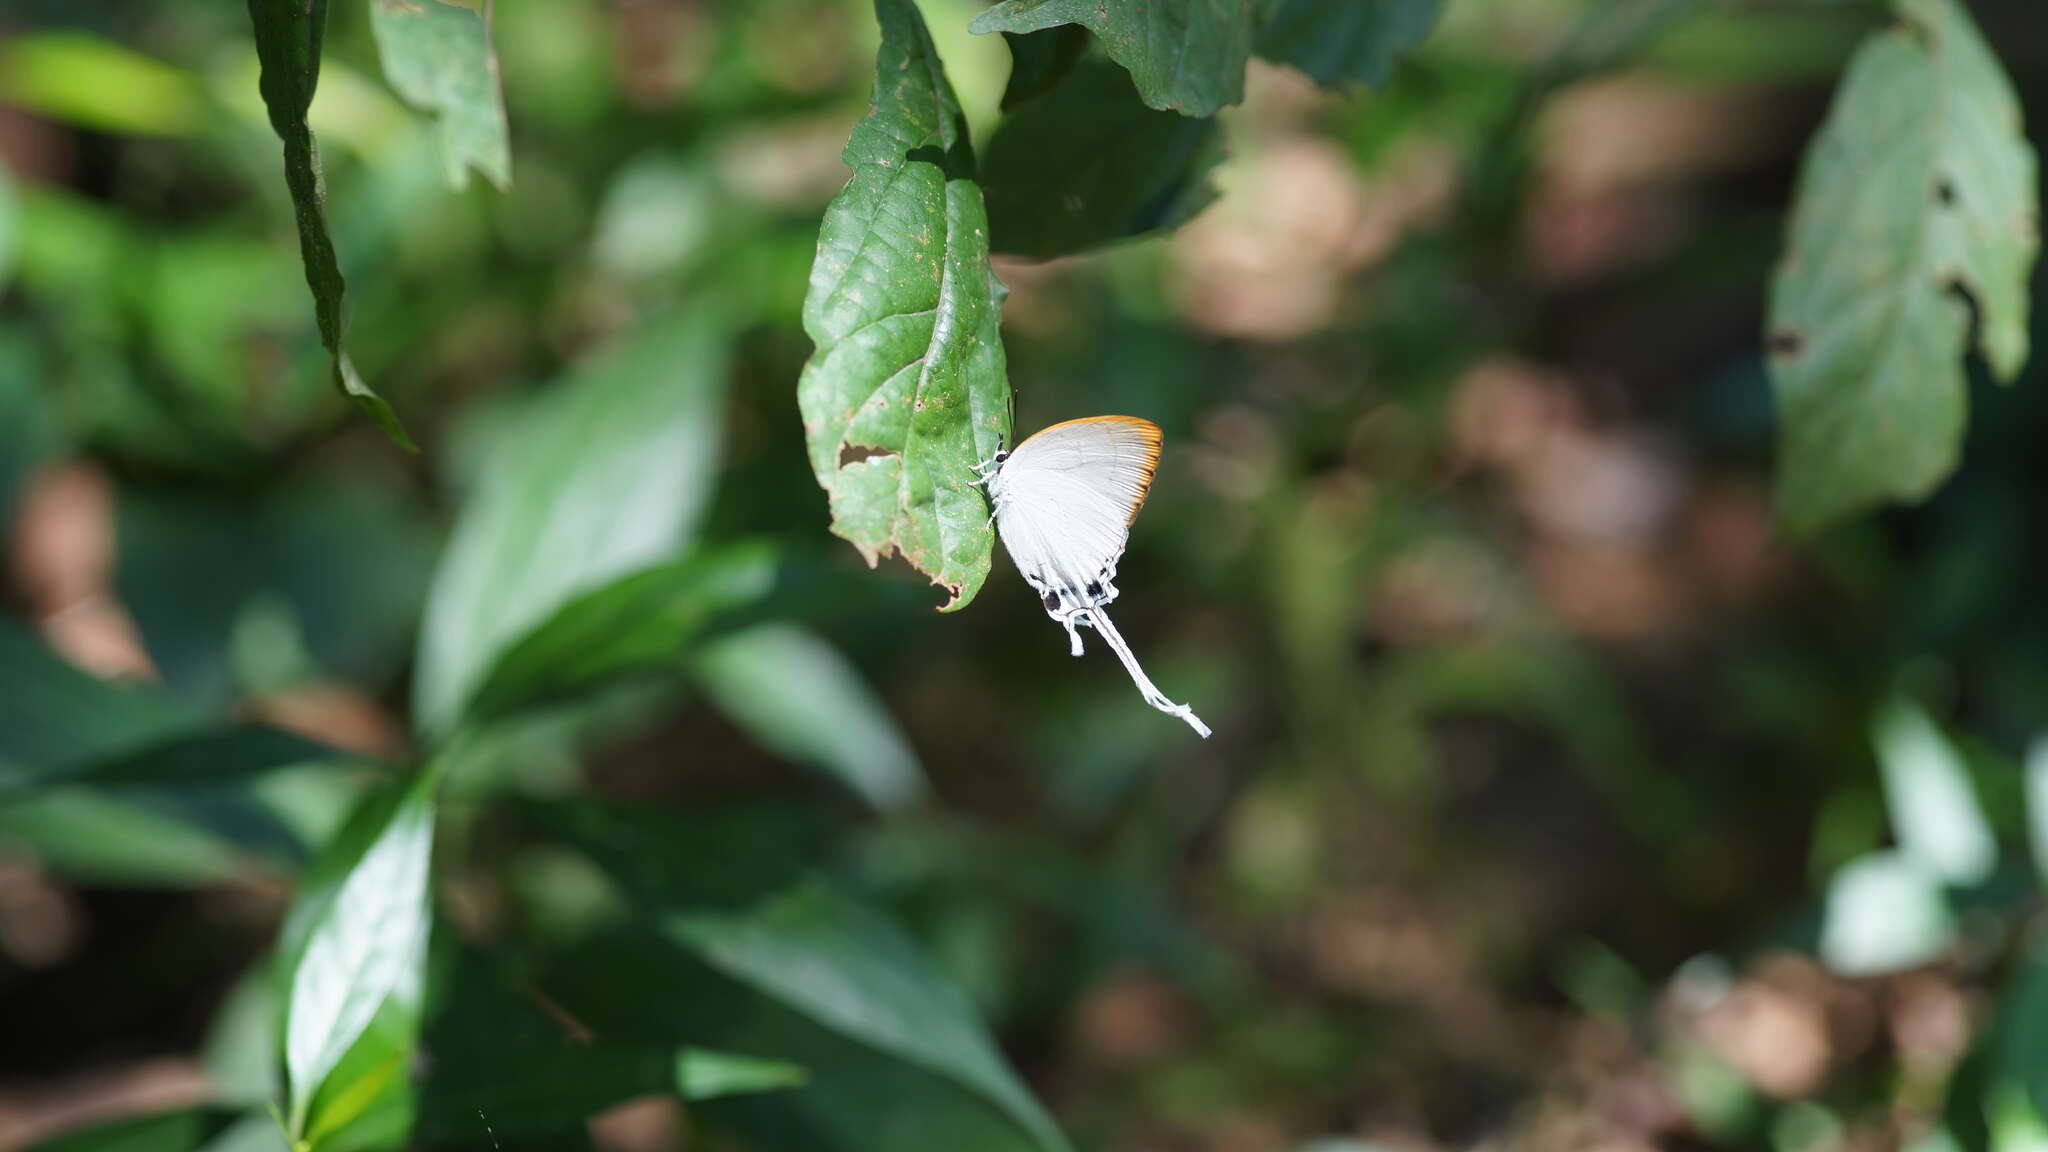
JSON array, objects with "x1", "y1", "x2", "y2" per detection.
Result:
[{"x1": 981, "y1": 416, "x2": 1209, "y2": 738}]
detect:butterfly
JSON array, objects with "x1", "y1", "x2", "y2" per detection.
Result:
[{"x1": 977, "y1": 416, "x2": 1211, "y2": 738}]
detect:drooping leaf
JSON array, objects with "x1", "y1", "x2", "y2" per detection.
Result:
[
  {"x1": 1253, "y1": 0, "x2": 1443, "y2": 89},
  {"x1": 1766, "y1": 0, "x2": 2038, "y2": 530},
  {"x1": 997, "y1": 25, "x2": 1089, "y2": 110},
  {"x1": 464, "y1": 543, "x2": 776, "y2": 723},
  {"x1": 797, "y1": 0, "x2": 1010, "y2": 611},
  {"x1": 367, "y1": 0, "x2": 511, "y2": 189},
  {"x1": 414, "y1": 309, "x2": 730, "y2": 740},
  {"x1": 970, "y1": 0, "x2": 1254, "y2": 117},
  {"x1": 982, "y1": 56, "x2": 1223, "y2": 259},
  {"x1": 245, "y1": 0, "x2": 414, "y2": 449},
  {"x1": 279, "y1": 769, "x2": 437, "y2": 1144},
  {"x1": 692, "y1": 623, "x2": 926, "y2": 810},
  {"x1": 664, "y1": 882, "x2": 1069, "y2": 1152}
]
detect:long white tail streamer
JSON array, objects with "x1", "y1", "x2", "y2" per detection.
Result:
[{"x1": 1076, "y1": 608, "x2": 1211, "y2": 739}]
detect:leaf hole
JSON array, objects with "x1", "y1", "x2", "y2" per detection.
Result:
[
  {"x1": 1934, "y1": 174, "x2": 1957, "y2": 207},
  {"x1": 838, "y1": 443, "x2": 897, "y2": 467}
]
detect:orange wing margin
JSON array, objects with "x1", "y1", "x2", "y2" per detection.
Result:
[{"x1": 1013, "y1": 415, "x2": 1163, "y2": 527}]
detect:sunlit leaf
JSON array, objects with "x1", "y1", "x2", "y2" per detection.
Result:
[
  {"x1": 1766, "y1": 0, "x2": 2038, "y2": 529},
  {"x1": 465, "y1": 543, "x2": 776, "y2": 723},
  {"x1": 415, "y1": 309, "x2": 729, "y2": 739},
  {"x1": 983, "y1": 56, "x2": 1223, "y2": 259},
  {"x1": 970, "y1": 0, "x2": 1253, "y2": 117},
  {"x1": 280, "y1": 770, "x2": 436, "y2": 1143},
  {"x1": 693, "y1": 623, "x2": 926, "y2": 810},
  {"x1": 245, "y1": 0, "x2": 412, "y2": 449},
  {"x1": 367, "y1": 0, "x2": 510, "y2": 189},
  {"x1": 797, "y1": 0, "x2": 1009, "y2": 612},
  {"x1": 1873, "y1": 701, "x2": 1995, "y2": 886},
  {"x1": 676, "y1": 1048, "x2": 810, "y2": 1100},
  {"x1": 0, "y1": 33, "x2": 207, "y2": 138},
  {"x1": 1818, "y1": 849, "x2": 1953, "y2": 975},
  {"x1": 1253, "y1": 0, "x2": 1443, "y2": 89}
]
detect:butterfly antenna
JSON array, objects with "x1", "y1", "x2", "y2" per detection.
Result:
[{"x1": 1081, "y1": 608, "x2": 1211, "y2": 739}]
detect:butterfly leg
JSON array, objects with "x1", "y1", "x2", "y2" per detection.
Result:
[{"x1": 1060, "y1": 612, "x2": 1086, "y2": 657}]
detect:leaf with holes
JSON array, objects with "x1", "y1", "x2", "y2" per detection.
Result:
[
  {"x1": 1766, "y1": 0, "x2": 2038, "y2": 530},
  {"x1": 797, "y1": 0, "x2": 1009, "y2": 611},
  {"x1": 970, "y1": 0, "x2": 1254, "y2": 117},
  {"x1": 368, "y1": 0, "x2": 510, "y2": 190},
  {"x1": 245, "y1": 0, "x2": 413, "y2": 449},
  {"x1": 1253, "y1": 0, "x2": 1444, "y2": 89}
]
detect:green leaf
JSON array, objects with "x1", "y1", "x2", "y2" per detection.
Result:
[
  {"x1": 246, "y1": 0, "x2": 413, "y2": 450},
  {"x1": 664, "y1": 882, "x2": 1069, "y2": 1152},
  {"x1": 117, "y1": 472, "x2": 439, "y2": 711},
  {"x1": 367, "y1": 0, "x2": 511, "y2": 190},
  {"x1": 970, "y1": 0, "x2": 1254, "y2": 117},
  {"x1": 464, "y1": 543, "x2": 776, "y2": 723},
  {"x1": 693, "y1": 624, "x2": 926, "y2": 811},
  {"x1": 676, "y1": 1048, "x2": 810, "y2": 1100},
  {"x1": 0, "y1": 32, "x2": 208, "y2": 138},
  {"x1": 1818, "y1": 849, "x2": 1953, "y2": 975},
  {"x1": 414, "y1": 309, "x2": 730, "y2": 739},
  {"x1": 1873, "y1": 701, "x2": 1994, "y2": 886},
  {"x1": 0, "y1": 620, "x2": 196, "y2": 778},
  {"x1": 997, "y1": 26, "x2": 1089, "y2": 110},
  {"x1": 522, "y1": 797, "x2": 826, "y2": 913},
  {"x1": 1253, "y1": 0, "x2": 1443, "y2": 89},
  {"x1": 798, "y1": 0, "x2": 1010, "y2": 612},
  {"x1": 280, "y1": 769, "x2": 437, "y2": 1143},
  {"x1": 982, "y1": 56, "x2": 1223, "y2": 259},
  {"x1": 19, "y1": 1108, "x2": 272, "y2": 1152},
  {"x1": 1766, "y1": 0, "x2": 2038, "y2": 529}
]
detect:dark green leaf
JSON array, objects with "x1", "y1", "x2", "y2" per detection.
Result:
[
  {"x1": 997, "y1": 26, "x2": 1088, "y2": 110},
  {"x1": 368, "y1": 0, "x2": 511, "y2": 190},
  {"x1": 1766, "y1": 0, "x2": 2038, "y2": 529},
  {"x1": 970, "y1": 0, "x2": 1254, "y2": 117},
  {"x1": 692, "y1": 623, "x2": 926, "y2": 810},
  {"x1": 0, "y1": 791, "x2": 249, "y2": 883},
  {"x1": 523, "y1": 797, "x2": 826, "y2": 913},
  {"x1": 464, "y1": 543, "x2": 776, "y2": 723},
  {"x1": 1253, "y1": 0, "x2": 1443, "y2": 88},
  {"x1": 415, "y1": 309, "x2": 730, "y2": 739},
  {"x1": 117, "y1": 472, "x2": 439, "y2": 710},
  {"x1": 245, "y1": 0, "x2": 413, "y2": 450},
  {"x1": 664, "y1": 882, "x2": 1069, "y2": 1152},
  {"x1": 797, "y1": 0, "x2": 1009, "y2": 612},
  {"x1": 543, "y1": 911, "x2": 1070, "y2": 1151},
  {"x1": 413, "y1": 948, "x2": 808, "y2": 1146},
  {"x1": 279, "y1": 769, "x2": 437, "y2": 1144},
  {"x1": 983, "y1": 57, "x2": 1223, "y2": 259},
  {"x1": 0, "y1": 620, "x2": 195, "y2": 778},
  {"x1": 19, "y1": 1108, "x2": 268, "y2": 1152}
]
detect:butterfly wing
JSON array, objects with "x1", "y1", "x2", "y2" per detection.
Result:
[{"x1": 990, "y1": 417, "x2": 1161, "y2": 616}]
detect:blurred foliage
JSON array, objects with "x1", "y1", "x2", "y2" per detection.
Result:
[{"x1": 0, "y1": 1, "x2": 2045, "y2": 1152}]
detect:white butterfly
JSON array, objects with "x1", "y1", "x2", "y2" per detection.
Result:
[{"x1": 977, "y1": 416, "x2": 1211, "y2": 738}]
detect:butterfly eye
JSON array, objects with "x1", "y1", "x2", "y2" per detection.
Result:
[{"x1": 994, "y1": 450, "x2": 1008, "y2": 463}]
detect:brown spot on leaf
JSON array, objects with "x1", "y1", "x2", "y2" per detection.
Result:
[{"x1": 1767, "y1": 329, "x2": 1804, "y2": 360}]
